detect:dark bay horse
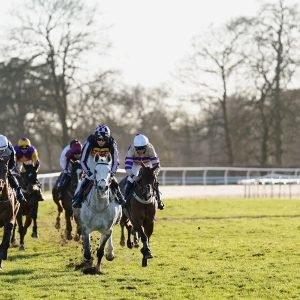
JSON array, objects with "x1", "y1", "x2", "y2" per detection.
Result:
[
  {"x1": 52, "y1": 160, "x2": 82, "y2": 240},
  {"x1": 0, "y1": 158, "x2": 19, "y2": 269},
  {"x1": 122, "y1": 163, "x2": 158, "y2": 267},
  {"x1": 11, "y1": 164, "x2": 42, "y2": 250}
]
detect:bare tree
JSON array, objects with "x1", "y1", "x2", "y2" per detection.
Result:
[
  {"x1": 7, "y1": 0, "x2": 111, "y2": 146},
  {"x1": 178, "y1": 18, "x2": 249, "y2": 165},
  {"x1": 244, "y1": 0, "x2": 300, "y2": 165}
]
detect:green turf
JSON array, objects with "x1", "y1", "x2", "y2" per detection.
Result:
[{"x1": 0, "y1": 195, "x2": 300, "y2": 299}]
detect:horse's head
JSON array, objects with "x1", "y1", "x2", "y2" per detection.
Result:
[
  {"x1": 137, "y1": 162, "x2": 158, "y2": 201},
  {"x1": 70, "y1": 160, "x2": 83, "y2": 181},
  {"x1": 22, "y1": 164, "x2": 38, "y2": 185},
  {"x1": 93, "y1": 154, "x2": 112, "y2": 193}
]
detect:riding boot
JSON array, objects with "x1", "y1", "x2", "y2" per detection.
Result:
[
  {"x1": 8, "y1": 172, "x2": 27, "y2": 204},
  {"x1": 124, "y1": 181, "x2": 134, "y2": 202},
  {"x1": 72, "y1": 177, "x2": 90, "y2": 208},
  {"x1": 16, "y1": 186, "x2": 27, "y2": 203},
  {"x1": 155, "y1": 183, "x2": 165, "y2": 210},
  {"x1": 115, "y1": 186, "x2": 127, "y2": 207}
]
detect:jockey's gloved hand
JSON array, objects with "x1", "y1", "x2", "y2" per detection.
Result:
[
  {"x1": 86, "y1": 170, "x2": 93, "y2": 179},
  {"x1": 133, "y1": 175, "x2": 140, "y2": 182}
]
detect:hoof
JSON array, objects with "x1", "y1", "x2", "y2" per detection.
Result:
[
  {"x1": 31, "y1": 232, "x2": 39, "y2": 238},
  {"x1": 127, "y1": 241, "x2": 133, "y2": 249},
  {"x1": 106, "y1": 254, "x2": 115, "y2": 261},
  {"x1": 10, "y1": 239, "x2": 18, "y2": 248},
  {"x1": 19, "y1": 245, "x2": 25, "y2": 251},
  {"x1": 66, "y1": 233, "x2": 73, "y2": 240},
  {"x1": 55, "y1": 223, "x2": 60, "y2": 230},
  {"x1": 74, "y1": 234, "x2": 81, "y2": 242},
  {"x1": 120, "y1": 240, "x2": 125, "y2": 247}
]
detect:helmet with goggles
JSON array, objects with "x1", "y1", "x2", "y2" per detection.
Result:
[
  {"x1": 0, "y1": 135, "x2": 8, "y2": 151},
  {"x1": 94, "y1": 124, "x2": 110, "y2": 138},
  {"x1": 133, "y1": 134, "x2": 149, "y2": 148},
  {"x1": 18, "y1": 137, "x2": 31, "y2": 148}
]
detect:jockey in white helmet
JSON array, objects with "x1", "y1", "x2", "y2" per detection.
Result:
[
  {"x1": 124, "y1": 133, "x2": 164, "y2": 210},
  {"x1": 0, "y1": 134, "x2": 26, "y2": 203}
]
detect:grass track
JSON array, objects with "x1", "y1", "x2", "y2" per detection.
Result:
[{"x1": 0, "y1": 196, "x2": 300, "y2": 299}]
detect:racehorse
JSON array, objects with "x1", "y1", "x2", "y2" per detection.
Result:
[
  {"x1": 52, "y1": 160, "x2": 82, "y2": 240},
  {"x1": 73, "y1": 154, "x2": 122, "y2": 274},
  {"x1": 11, "y1": 164, "x2": 42, "y2": 250},
  {"x1": 123, "y1": 162, "x2": 158, "y2": 267},
  {"x1": 119, "y1": 178, "x2": 139, "y2": 249},
  {"x1": 0, "y1": 158, "x2": 19, "y2": 269}
]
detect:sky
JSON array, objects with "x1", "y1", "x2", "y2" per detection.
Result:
[{"x1": 0, "y1": 0, "x2": 298, "y2": 87}]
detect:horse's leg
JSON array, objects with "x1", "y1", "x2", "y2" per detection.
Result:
[
  {"x1": 54, "y1": 200, "x2": 63, "y2": 230},
  {"x1": 119, "y1": 223, "x2": 125, "y2": 247},
  {"x1": 73, "y1": 211, "x2": 81, "y2": 242},
  {"x1": 82, "y1": 228, "x2": 92, "y2": 264},
  {"x1": 20, "y1": 216, "x2": 32, "y2": 250},
  {"x1": 0, "y1": 222, "x2": 14, "y2": 264},
  {"x1": 144, "y1": 219, "x2": 154, "y2": 245},
  {"x1": 133, "y1": 229, "x2": 139, "y2": 248},
  {"x1": 134, "y1": 223, "x2": 152, "y2": 267},
  {"x1": 105, "y1": 231, "x2": 115, "y2": 261},
  {"x1": 10, "y1": 222, "x2": 18, "y2": 247},
  {"x1": 126, "y1": 223, "x2": 134, "y2": 249},
  {"x1": 31, "y1": 204, "x2": 39, "y2": 238},
  {"x1": 65, "y1": 209, "x2": 73, "y2": 240},
  {"x1": 95, "y1": 230, "x2": 112, "y2": 274}
]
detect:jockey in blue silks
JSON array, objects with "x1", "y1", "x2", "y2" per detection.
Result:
[
  {"x1": 124, "y1": 134, "x2": 164, "y2": 210},
  {"x1": 0, "y1": 135, "x2": 26, "y2": 203},
  {"x1": 72, "y1": 124, "x2": 126, "y2": 208}
]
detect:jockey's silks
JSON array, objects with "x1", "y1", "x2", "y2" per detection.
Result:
[{"x1": 91, "y1": 147, "x2": 110, "y2": 157}]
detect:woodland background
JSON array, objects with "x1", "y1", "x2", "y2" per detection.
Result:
[{"x1": 1, "y1": 0, "x2": 300, "y2": 171}]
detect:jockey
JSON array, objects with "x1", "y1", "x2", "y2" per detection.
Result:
[
  {"x1": 72, "y1": 124, "x2": 126, "y2": 208},
  {"x1": 124, "y1": 133, "x2": 165, "y2": 210},
  {"x1": 14, "y1": 137, "x2": 44, "y2": 201},
  {"x1": 56, "y1": 139, "x2": 82, "y2": 199},
  {"x1": 0, "y1": 135, "x2": 26, "y2": 203}
]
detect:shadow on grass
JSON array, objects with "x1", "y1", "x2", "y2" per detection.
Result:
[
  {"x1": 0, "y1": 269, "x2": 33, "y2": 278},
  {"x1": 8, "y1": 252, "x2": 42, "y2": 261}
]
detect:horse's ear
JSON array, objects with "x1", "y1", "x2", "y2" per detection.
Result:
[
  {"x1": 141, "y1": 162, "x2": 146, "y2": 168},
  {"x1": 95, "y1": 153, "x2": 99, "y2": 162}
]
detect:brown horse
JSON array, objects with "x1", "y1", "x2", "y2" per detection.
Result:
[
  {"x1": 122, "y1": 163, "x2": 158, "y2": 267},
  {"x1": 52, "y1": 160, "x2": 82, "y2": 240},
  {"x1": 11, "y1": 164, "x2": 42, "y2": 250},
  {"x1": 0, "y1": 158, "x2": 19, "y2": 269}
]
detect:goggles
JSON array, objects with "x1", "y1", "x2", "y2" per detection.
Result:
[
  {"x1": 97, "y1": 137, "x2": 107, "y2": 142},
  {"x1": 135, "y1": 146, "x2": 146, "y2": 151}
]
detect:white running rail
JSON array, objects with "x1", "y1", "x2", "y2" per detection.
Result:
[{"x1": 37, "y1": 166, "x2": 300, "y2": 192}]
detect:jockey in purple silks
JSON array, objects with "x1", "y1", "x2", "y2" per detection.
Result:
[
  {"x1": 72, "y1": 124, "x2": 126, "y2": 208},
  {"x1": 124, "y1": 134, "x2": 164, "y2": 210},
  {"x1": 55, "y1": 139, "x2": 83, "y2": 200},
  {"x1": 14, "y1": 137, "x2": 44, "y2": 201},
  {"x1": 0, "y1": 135, "x2": 26, "y2": 203}
]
